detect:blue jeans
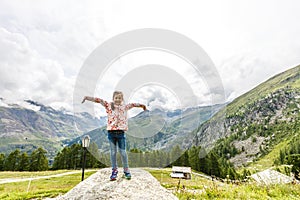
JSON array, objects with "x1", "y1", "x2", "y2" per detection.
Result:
[{"x1": 107, "y1": 130, "x2": 129, "y2": 170}]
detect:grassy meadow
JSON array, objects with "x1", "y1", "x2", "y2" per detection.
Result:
[
  {"x1": 1, "y1": 168, "x2": 299, "y2": 199},
  {"x1": 0, "y1": 170, "x2": 75, "y2": 179},
  {"x1": 0, "y1": 170, "x2": 97, "y2": 200},
  {"x1": 147, "y1": 168, "x2": 300, "y2": 200}
]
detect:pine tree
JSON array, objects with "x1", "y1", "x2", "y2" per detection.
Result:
[
  {"x1": 153, "y1": 150, "x2": 160, "y2": 167},
  {"x1": 52, "y1": 152, "x2": 62, "y2": 170},
  {"x1": 0, "y1": 153, "x2": 5, "y2": 171},
  {"x1": 69, "y1": 144, "x2": 82, "y2": 169},
  {"x1": 209, "y1": 152, "x2": 221, "y2": 177},
  {"x1": 60, "y1": 147, "x2": 71, "y2": 169},
  {"x1": 143, "y1": 152, "x2": 150, "y2": 167},
  {"x1": 242, "y1": 168, "x2": 251, "y2": 180},
  {"x1": 18, "y1": 152, "x2": 30, "y2": 171},
  {"x1": 227, "y1": 167, "x2": 237, "y2": 180},
  {"x1": 29, "y1": 147, "x2": 48, "y2": 171},
  {"x1": 139, "y1": 151, "x2": 145, "y2": 167},
  {"x1": 279, "y1": 149, "x2": 286, "y2": 164},
  {"x1": 170, "y1": 145, "x2": 182, "y2": 166},
  {"x1": 287, "y1": 154, "x2": 300, "y2": 180},
  {"x1": 129, "y1": 148, "x2": 140, "y2": 167},
  {"x1": 179, "y1": 150, "x2": 189, "y2": 167},
  {"x1": 157, "y1": 151, "x2": 166, "y2": 168},
  {"x1": 86, "y1": 142, "x2": 100, "y2": 168},
  {"x1": 198, "y1": 147, "x2": 208, "y2": 173},
  {"x1": 188, "y1": 146, "x2": 200, "y2": 170},
  {"x1": 4, "y1": 149, "x2": 20, "y2": 171},
  {"x1": 148, "y1": 151, "x2": 156, "y2": 167},
  {"x1": 165, "y1": 152, "x2": 171, "y2": 168}
]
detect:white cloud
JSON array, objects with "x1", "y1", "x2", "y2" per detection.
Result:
[
  {"x1": 0, "y1": 0, "x2": 108, "y2": 111},
  {"x1": 0, "y1": 26, "x2": 74, "y2": 110},
  {"x1": 0, "y1": 0, "x2": 300, "y2": 117}
]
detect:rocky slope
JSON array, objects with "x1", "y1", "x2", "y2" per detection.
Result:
[{"x1": 192, "y1": 65, "x2": 300, "y2": 167}]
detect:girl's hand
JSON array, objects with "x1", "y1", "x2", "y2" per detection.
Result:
[
  {"x1": 141, "y1": 105, "x2": 147, "y2": 111},
  {"x1": 82, "y1": 96, "x2": 87, "y2": 104}
]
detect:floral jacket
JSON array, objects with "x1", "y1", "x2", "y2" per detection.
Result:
[{"x1": 95, "y1": 97, "x2": 142, "y2": 131}]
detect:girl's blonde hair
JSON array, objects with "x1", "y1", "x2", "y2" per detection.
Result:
[{"x1": 111, "y1": 91, "x2": 124, "y2": 110}]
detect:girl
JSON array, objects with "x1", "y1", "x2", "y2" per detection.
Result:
[{"x1": 82, "y1": 91, "x2": 146, "y2": 180}]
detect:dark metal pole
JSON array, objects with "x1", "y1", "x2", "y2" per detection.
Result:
[{"x1": 81, "y1": 147, "x2": 87, "y2": 181}]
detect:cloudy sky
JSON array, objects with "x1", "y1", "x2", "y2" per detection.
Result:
[{"x1": 0, "y1": 0, "x2": 300, "y2": 117}]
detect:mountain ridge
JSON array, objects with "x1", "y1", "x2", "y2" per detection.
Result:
[
  {"x1": 192, "y1": 64, "x2": 300, "y2": 168},
  {"x1": 67, "y1": 104, "x2": 225, "y2": 153},
  {"x1": 1, "y1": 65, "x2": 299, "y2": 169},
  {"x1": 0, "y1": 99, "x2": 104, "y2": 159}
]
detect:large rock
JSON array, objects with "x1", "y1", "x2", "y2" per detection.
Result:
[
  {"x1": 49, "y1": 168, "x2": 178, "y2": 200},
  {"x1": 251, "y1": 169, "x2": 296, "y2": 185}
]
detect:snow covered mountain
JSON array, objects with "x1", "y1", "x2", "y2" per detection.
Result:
[
  {"x1": 0, "y1": 98, "x2": 106, "y2": 158},
  {"x1": 68, "y1": 104, "x2": 225, "y2": 153}
]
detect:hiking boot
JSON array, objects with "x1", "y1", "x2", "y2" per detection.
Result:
[
  {"x1": 123, "y1": 171, "x2": 131, "y2": 180},
  {"x1": 110, "y1": 169, "x2": 118, "y2": 181}
]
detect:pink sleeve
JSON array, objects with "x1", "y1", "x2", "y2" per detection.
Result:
[
  {"x1": 126, "y1": 103, "x2": 141, "y2": 110},
  {"x1": 95, "y1": 97, "x2": 109, "y2": 109}
]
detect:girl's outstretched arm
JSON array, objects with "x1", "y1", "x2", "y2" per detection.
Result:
[
  {"x1": 82, "y1": 96, "x2": 96, "y2": 103},
  {"x1": 126, "y1": 103, "x2": 147, "y2": 111},
  {"x1": 82, "y1": 96, "x2": 109, "y2": 108}
]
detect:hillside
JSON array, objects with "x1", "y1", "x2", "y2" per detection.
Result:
[
  {"x1": 192, "y1": 65, "x2": 300, "y2": 168},
  {"x1": 68, "y1": 104, "x2": 224, "y2": 153},
  {"x1": 0, "y1": 99, "x2": 105, "y2": 159},
  {"x1": 0, "y1": 97, "x2": 223, "y2": 162}
]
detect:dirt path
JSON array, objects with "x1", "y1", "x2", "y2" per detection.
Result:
[
  {"x1": 0, "y1": 170, "x2": 95, "y2": 184},
  {"x1": 46, "y1": 168, "x2": 178, "y2": 200},
  {"x1": 192, "y1": 171, "x2": 212, "y2": 180}
]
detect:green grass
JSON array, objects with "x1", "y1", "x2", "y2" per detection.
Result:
[
  {"x1": 215, "y1": 65, "x2": 300, "y2": 119},
  {"x1": 175, "y1": 183, "x2": 300, "y2": 200},
  {"x1": 147, "y1": 168, "x2": 300, "y2": 200},
  {"x1": 146, "y1": 168, "x2": 208, "y2": 190},
  {"x1": 0, "y1": 170, "x2": 72, "y2": 179},
  {"x1": 0, "y1": 170, "x2": 97, "y2": 200}
]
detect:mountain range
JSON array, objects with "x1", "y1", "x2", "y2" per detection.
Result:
[
  {"x1": 0, "y1": 99, "x2": 105, "y2": 159},
  {"x1": 0, "y1": 97, "x2": 224, "y2": 160},
  {"x1": 72, "y1": 62, "x2": 299, "y2": 168},
  {"x1": 1, "y1": 64, "x2": 299, "y2": 169},
  {"x1": 67, "y1": 104, "x2": 225, "y2": 153},
  {"x1": 192, "y1": 64, "x2": 300, "y2": 167}
]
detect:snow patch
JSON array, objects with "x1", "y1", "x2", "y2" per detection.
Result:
[
  {"x1": 18, "y1": 101, "x2": 41, "y2": 111},
  {"x1": 0, "y1": 98, "x2": 40, "y2": 111},
  {"x1": 0, "y1": 99, "x2": 10, "y2": 107}
]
